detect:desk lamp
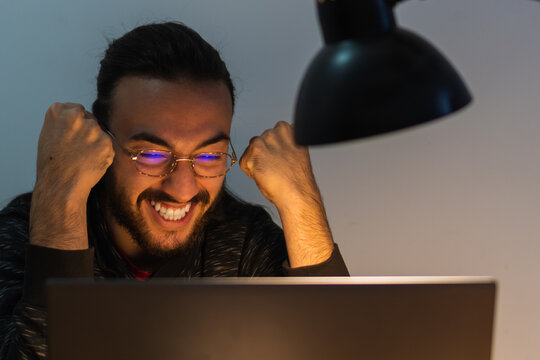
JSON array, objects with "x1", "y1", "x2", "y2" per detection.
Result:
[{"x1": 294, "y1": 0, "x2": 472, "y2": 145}]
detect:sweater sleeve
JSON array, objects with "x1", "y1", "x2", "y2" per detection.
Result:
[
  {"x1": 0, "y1": 193, "x2": 94, "y2": 360},
  {"x1": 23, "y1": 245, "x2": 94, "y2": 307},
  {"x1": 283, "y1": 244, "x2": 349, "y2": 276}
]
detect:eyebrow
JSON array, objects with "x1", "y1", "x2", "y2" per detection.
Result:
[
  {"x1": 128, "y1": 131, "x2": 231, "y2": 151},
  {"x1": 129, "y1": 132, "x2": 171, "y2": 147}
]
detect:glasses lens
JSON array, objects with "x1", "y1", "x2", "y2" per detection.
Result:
[
  {"x1": 135, "y1": 150, "x2": 173, "y2": 176},
  {"x1": 193, "y1": 153, "x2": 232, "y2": 177}
]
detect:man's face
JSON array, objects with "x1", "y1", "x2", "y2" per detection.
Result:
[{"x1": 103, "y1": 76, "x2": 233, "y2": 258}]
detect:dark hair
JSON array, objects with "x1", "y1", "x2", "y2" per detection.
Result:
[{"x1": 92, "y1": 22, "x2": 235, "y2": 126}]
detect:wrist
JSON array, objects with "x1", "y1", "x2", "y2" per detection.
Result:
[
  {"x1": 30, "y1": 182, "x2": 90, "y2": 250},
  {"x1": 272, "y1": 184, "x2": 324, "y2": 215},
  {"x1": 34, "y1": 171, "x2": 92, "y2": 205}
]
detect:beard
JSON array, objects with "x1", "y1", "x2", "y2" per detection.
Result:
[{"x1": 103, "y1": 170, "x2": 220, "y2": 259}]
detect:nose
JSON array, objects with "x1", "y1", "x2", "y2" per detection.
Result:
[{"x1": 160, "y1": 160, "x2": 200, "y2": 203}]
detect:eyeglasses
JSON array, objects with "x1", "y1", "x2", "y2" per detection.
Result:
[{"x1": 102, "y1": 128, "x2": 237, "y2": 178}]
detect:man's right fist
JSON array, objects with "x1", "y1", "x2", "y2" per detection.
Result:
[
  {"x1": 36, "y1": 102, "x2": 115, "y2": 197},
  {"x1": 29, "y1": 103, "x2": 115, "y2": 250}
]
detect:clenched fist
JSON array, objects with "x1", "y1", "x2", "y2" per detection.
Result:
[
  {"x1": 240, "y1": 121, "x2": 317, "y2": 207},
  {"x1": 30, "y1": 103, "x2": 115, "y2": 250},
  {"x1": 35, "y1": 103, "x2": 114, "y2": 194}
]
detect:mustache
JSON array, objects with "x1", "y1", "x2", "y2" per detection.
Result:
[{"x1": 137, "y1": 188, "x2": 210, "y2": 207}]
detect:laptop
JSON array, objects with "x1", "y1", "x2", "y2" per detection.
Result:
[{"x1": 47, "y1": 276, "x2": 496, "y2": 360}]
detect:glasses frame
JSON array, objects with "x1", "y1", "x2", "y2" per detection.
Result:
[{"x1": 102, "y1": 127, "x2": 237, "y2": 178}]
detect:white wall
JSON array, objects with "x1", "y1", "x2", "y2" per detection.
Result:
[{"x1": 1, "y1": 1, "x2": 539, "y2": 359}]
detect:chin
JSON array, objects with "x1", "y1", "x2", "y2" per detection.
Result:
[
  {"x1": 139, "y1": 232, "x2": 198, "y2": 258},
  {"x1": 136, "y1": 202, "x2": 208, "y2": 258}
]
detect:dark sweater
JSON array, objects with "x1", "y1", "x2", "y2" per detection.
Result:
[{"x1": 0, "y1": 188, "x2": 348, "y2": 359}]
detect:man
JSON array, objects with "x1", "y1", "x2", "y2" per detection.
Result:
[{"x1": 0, "y1": 22, "x2": 348, "y2": 359}]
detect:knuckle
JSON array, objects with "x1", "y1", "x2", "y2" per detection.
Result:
[
  {"x1": 46, "y1": 102, "x2": 63, "y2": 118},
  {"x1": 68, "y1": 115, "x2": 84, "y2": 132},
  {"x1": 86, "y1": 116, "x2": 99, "y2": 129},
  {"x1": 105, "y1": 148, "x2": 115, "y2": 163},
  {"x1": 239, "y1": 153, "x2": 248, "y2": 166},
  {"x1": 239, "y1": 153, "x2": 251, "y2": 168},
  {"x1": 239, "y1": 157, "x2": 254, "y2": 176},
  {"x1": 278, "y1": 123, "x2": 292, "y2": 137},
  {"x1": 275, "y1": 121, "x2": 290, "y2": 134},
  {"x1": 102, "y1": 134, "x2": 113, "y2": 148},
  {"x1": 85, "y1": 111, "x2": 98, "y2": 121},
  {"x1": 86, "y1": 123, "x2": 102, "y2": 141},
  {"x1": 66, "y1": 104, "x2": 85, "y2": 118},
  {"x1": 248, "y1": 142, "x2": 263, "y2": 156},
  {"x1": 248, "y1": 136, "x2": 264, "y2": 149},
  {"x1": 99, "y1": 139, "x2": 115, "y2": 162},
  {"x1": 50, "y1": 102, "x2": 62, "y2": 111},
  {"x1": 101, "y1": 155, "x2": 114, "y2": 170}
]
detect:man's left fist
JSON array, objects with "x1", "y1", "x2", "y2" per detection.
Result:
[{"x1": 240, "y1": 121, "x2": 318, "y2": 207}]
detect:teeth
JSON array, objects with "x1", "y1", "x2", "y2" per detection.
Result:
[{"x1": 151, "y1": 200, "x2": 191, "y2": 221}]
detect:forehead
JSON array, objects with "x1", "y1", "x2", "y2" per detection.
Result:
[{"x1": 108, "y1": 76, "x2": 233, "y2": 149}]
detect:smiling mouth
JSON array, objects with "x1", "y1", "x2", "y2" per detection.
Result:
[{"x1": 150, "y1": 200, "x2": 192, "y2": 221}]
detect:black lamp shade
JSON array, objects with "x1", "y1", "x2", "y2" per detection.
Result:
[{"x1": 294, "y1": 0, "x2": 472, "y2": 145}]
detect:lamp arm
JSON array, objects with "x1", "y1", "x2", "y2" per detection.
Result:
[{"x1": 385, "y1": 0, "x2": 420, "y2": 8}]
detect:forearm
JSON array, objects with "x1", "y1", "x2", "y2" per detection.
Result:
[
  {"x1": 276, "y1": 190, "x2": 334, "y2": 268},
  {"x1": 239, "y1": 121, "x2": 338, "y2": 268}
]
